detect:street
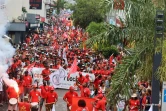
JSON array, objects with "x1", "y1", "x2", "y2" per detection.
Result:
[{"x1": 0, "y1": 89, "x2": 77, "y2": 111}]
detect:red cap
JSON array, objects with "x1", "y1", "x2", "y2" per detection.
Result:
[
  {"x1": 50, "y1": 86, "x2": 54, "y2": 91},
  {"x1": 85, "y1": 74, "x2": 89, "y2": 77},
  {"x1": 97, "y1": 94, "x2": 104, "y2": 99},
  {"x1": 69, "y1": 86, "x2": 74, "y2": 90}
]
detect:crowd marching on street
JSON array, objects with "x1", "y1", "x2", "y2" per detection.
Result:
[{"x1": 0, "y1": 10, "x2": 157, "y2": 111}]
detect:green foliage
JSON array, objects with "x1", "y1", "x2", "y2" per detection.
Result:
[
  {"x1": 91, "y1": 0, "x2": 166, "y2": 105},
  {"x1": 71, "y1": 0, "x2": 106, "y2": 28},
  {"x1": 22, "y1": 7, "x2": 27, "y2": 13},
  {"x1": 53, "y1": 0, "x2": 66, "y2": 14},
  {"x1": 101, "y1": 45, "x2": 119, "y2": 58},
  {"x1": 86, "y1": 22, "x2": 107, "y2": 37}
]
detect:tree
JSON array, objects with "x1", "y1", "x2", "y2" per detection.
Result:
[
  {"x1": 70, "y1": 0, "x2": 106, "y2": 29},
  {"x1": 86, "y1": 0, "x2": 166, "y2": 105},
  {"x1": 22, "y1": 7, "x2": 27, "y2": 13},
  {"x1": 53, "y1": 0, "x2": 66, "y2": 15}
]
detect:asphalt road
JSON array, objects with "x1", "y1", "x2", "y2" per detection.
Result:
[{"x1": 0, "y1": 89, "x2": 78, "y2": 111}]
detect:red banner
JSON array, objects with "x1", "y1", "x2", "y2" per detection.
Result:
[
  {"x1": 71, "y1": 97, "x2": 95, "y2": 111},
  {"x1": 114, "y1": 0, "x2": 125, "y2": 10}
]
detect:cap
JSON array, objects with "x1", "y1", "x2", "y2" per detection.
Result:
[
  {"x1": 85, "y1": 74, "x2": 89, "y2": 77},
  {"x1": 131, "y1": 93, "x2": 137, "y2": 98},
  {"x1": 50, "y1": 86, "x2": 54, "y2": 90},
  {"x1": 69, "y1": 86, "x2": 74, "y2": 90},
  {"x1": 97, "y1": 94, "x2": 104, "y2": 99}
]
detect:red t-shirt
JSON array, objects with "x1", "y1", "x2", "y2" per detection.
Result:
[
  {"x1": 142, "y1": 96, "x2": 146, "y2": 107},
  {"x1": 78, "y1": 85, "x2": 84, "y2": 97},
  {"x1": 17, "y1": 80, "x2": 25, "y2": 94},
  {"x1": 77, "y1": 76, "x2": 85, "y2": 84},
  {"x1": 94, "y1": 79, "x2": 102, "y2": 89},
  {"x1": 40, "y1": 85, "x2": 50, "y2": 98},
  {"x1": 29, "y1": 90, "x2": 41, "y2": 102},
  {"x1": 94, "y1": 99, "x2": 106, "y2": 111},
  {"x1": 129, "y1": 99, "x2": 140, "y2": 111},
  {"x1": 42, "y1": 68, "x2": 51, "y2": 81},
  {"x1": 7, "y1": 87, "x2": 18, "y2": 99},
  {"x1": 18, "y1": 102, "x2": 31, "y2": 111},
  {"x1": 83, "y1": 77, "x2": 90, "y2": 83},
  {"x1": 63, "y1": 91, "x2": 78, "y2": 106},
  {"x1": 11, "y1": 63, "x2": 17, "y2": 71},
  {"x1": 23, "y1": 75, "x2": 32, "y2": 87},
  {"x1": 16, "y1": 60, "x2": 22, "y2": 66},
  {"x1": 84, "y1": 87, "x2": 91, "y2": 97},
  {"x1": 46, "y1": 92, "x2": 58, "y2": 103}
]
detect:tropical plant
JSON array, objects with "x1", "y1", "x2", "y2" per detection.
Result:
[
  {"x1": 70, "y1": 0, "x2": 106, "y2": 28},
  {"x1": 85, "y1": 0, "x2": 166, "y2": 105},
  {"x1": 53, "y1": 0, "x2": 66, "y2": 14},
  {"x1": 22, "y1": 7, "x2": 27, "y2": 13}
]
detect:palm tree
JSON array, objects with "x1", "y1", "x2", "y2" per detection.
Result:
[
  {"x1": 86, "y1": 0, "x2": 166, "y2": 105},
  {"x1": 53, "y1": 0, "x2": 66, "y2": 15}
]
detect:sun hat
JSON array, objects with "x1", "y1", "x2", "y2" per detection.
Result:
[{"x1": 131, "y1": 93, "x2": 137, "y2": 98}]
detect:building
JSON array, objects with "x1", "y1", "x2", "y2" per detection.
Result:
[
  {"x1": 4, "y1": 0, "x2": 56, "y2": 22},
  {"x1": 1, "y1": 0, "x2": 57, "y2": 44}
]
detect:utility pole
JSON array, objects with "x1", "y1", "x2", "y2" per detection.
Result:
[{"x1": 152, "y1": 10, "x2": 164, "y2": 111}]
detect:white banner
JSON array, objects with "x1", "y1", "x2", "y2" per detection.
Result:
[{"x1": 28, "y1": 67, "x2": 95, "y2": 89}]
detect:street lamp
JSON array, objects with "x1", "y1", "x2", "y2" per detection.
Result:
[{"x1": 152, "y1": 10, "x2": 164, "y2": 111}]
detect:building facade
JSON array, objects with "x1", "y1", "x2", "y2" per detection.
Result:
[{"x1": 5, "y1": 0, "x2": 55, "y2": 22}]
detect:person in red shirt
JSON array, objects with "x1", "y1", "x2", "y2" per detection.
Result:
[
  {"x1": 45, "y1": 86, "x2": 58, "y2": 111},
  {"x1": 76, "y1": 79, "x2": 91, "y2": 98},
  {"x1": 39, "y1": 81, "x2": 50, "y2": 111},
  {"x1": 63, "y1": 86, "x2": 78, "y2": 111},
  {"x1": 77, "y1": 72, "x2": 85, "y2": 85},
  {"x1": 83, "y1": 74, "x2": 90, "y2": 87},
  {"x1": 18, "y1": 96, "x2": 31, "y2": 111},
  {"x1": 129, "y1": 93, "x2": 140, "y2": 111},
  {"x1": 76, "y1": 99, "x2": 89, "y2": 111},
  {"x1": 17, "y1": 75, "x2": 25, "y2": 102},
  {"x1": 23, "y1": 71, "x2": 32, "y2": 96},
  {"x1": 92, "y1": 94, "x2": 106, "y2": 111},
  {"x1": 29, "y1": 85, "x2": 41, "y2": 111},
  {"x1": 7, "y1": 86, "x2": 18, "y2": 111},
  {"x1": 94, "y1": 75, "x2": 102, "y2": 95},
  {"x1": 41, "y1": 64, "x2": 51, "y2": 85}
]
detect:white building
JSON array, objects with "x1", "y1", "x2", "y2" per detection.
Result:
[{"x1": 4, "y1": 0, "x2": 55, "y2": 22}]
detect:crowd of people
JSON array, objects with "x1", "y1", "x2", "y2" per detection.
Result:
[{"x1": 0, "y1": 10, "x2": 156, "y2": 111}]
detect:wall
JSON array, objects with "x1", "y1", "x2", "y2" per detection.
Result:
[
  {"x1": 22, "y1": 0, "x2": 46, "y2": 18},
  {"x1": 5, "y1": 0, "x2": 50, "y2": 22},
  {"x1": 5, "y1": 0, "x2": 22, "y2": 21}
]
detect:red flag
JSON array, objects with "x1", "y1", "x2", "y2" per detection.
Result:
[
  {"x1": 52, "y1": 41, "x2": 57, "y2": 49},
  {"x1": 114, "y1": 0, "x2": 125, "y2": 10},
  {"x1": 116, "y1": 17, "x2": 123, "y2": 27},
  {"x1": 109, "y1": 55, "x2": 114, "y2": 65},
  {"x1": 26, "y1": 62, "x2": 36, "y2": 72},
  {"x1": 68, "y1": 57, "x2": 78, "y2": 78}
]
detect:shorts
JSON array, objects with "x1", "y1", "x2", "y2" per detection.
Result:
[
  {"x1": 40, "y1": 98, "x2": 45, "y2": 107},
  {"x1": 8, "y1": 103, "x2": 17, "y2": 111}
]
